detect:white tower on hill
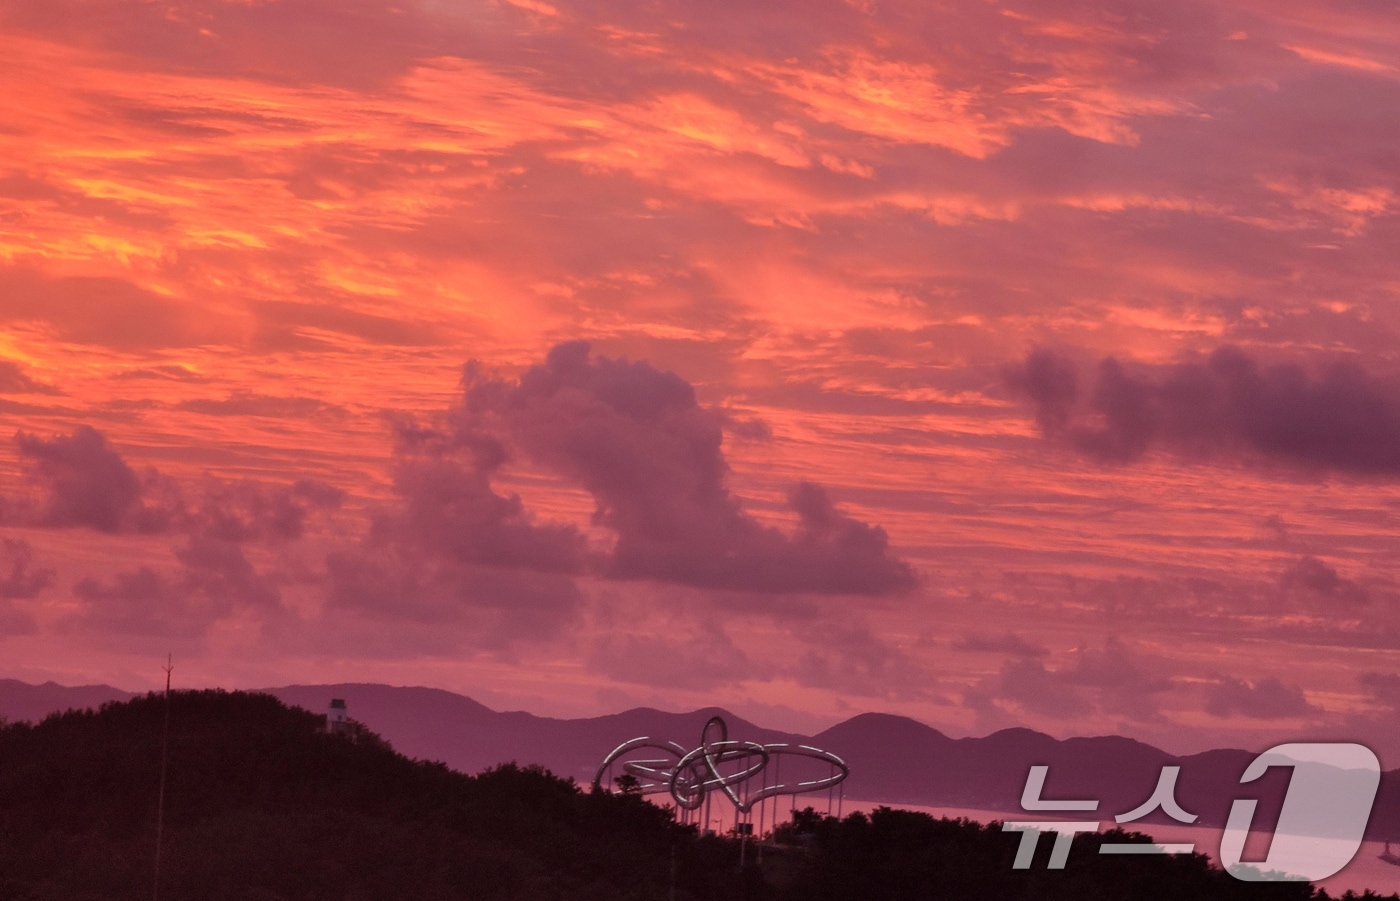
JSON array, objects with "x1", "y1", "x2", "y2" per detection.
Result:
[{"x1": 327, "y1": 698, "x2": 350, "y2": 735}]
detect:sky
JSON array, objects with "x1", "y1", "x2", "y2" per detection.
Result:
[{"x1": 1, "y1": 0, "x2": 1399, "y2": 758}]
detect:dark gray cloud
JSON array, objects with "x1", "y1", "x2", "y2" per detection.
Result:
[
  {"x1": 378, "y1": 442, "x2": 585, "y2": 573},
  {"x1": 967, "y1": 656, "x2": 1092, "y2": 720},
  {"x1": 0, "y1": 360, "x2": 60, "y2": 395},
  {"x1": 1360, "y1": 672, "x2": 1400, "y2": 712},
  {"x1": 188, "y1": 478, "x2": 344, "y2": 544},
  {"x1": 13, "y1": 426, "x2": 170, "y2": 533},
  {"x1": 176, "y1": 392, "x2": 346, "y2": 419},
  {"x1": 1279, "y1": 556, "x2": 1369, "y2": 608},
  {"x1": 1004, "y1": 348, "x2": 1078, "y2": 435},
  {"x1": 174, "y1": 536, "x2": 281, "y2": 610},
  {"x1": 1204, "y1": 675, "x2": 1317, "y2": 720},
  {"x1": 587, "y1": 621, "x2": 768, "y2": 690},
  {"x1": 1008, "y1": 346, "x2": 1400, "y2": 475},
  {"x1": 954, "y1": 631, "x2": 1049, "y2": 658},
  {"x1": 321, "y1": 422, "x2": 587, "y2": 650},
  {"x1": 6, "y1": 424, "x2": 344, "y2": 646},
  {"x1": 7, "y1": 417, "x2": 578, "y2": 652},
  {"x1": 70, "y1": 536, "x2": 280, "y2": 644},
  {"x1": 72, "y1": 566, "x2": 212, "y2": 641},
  {"x1": 11, "y1": 425, "x2": 344, "y2": 542},
  {"x1": 324, "y1": 547, "x2": 583, "y2": 650},
  {"x1": 458, "y1": 341, "x2": 917, "y2": 595},
  {"x1": 312, "y1": 340, "x2": 918, "y2": 655},
  {"x1": 966, "y1": 640, "x2": 1178, "y2": 722},
  {"x1": 0, "y1": 539, "x2": 52, "y2": 600},
  {"x1": 791, "y1": 622, "x2": 937, "y2": 701}
]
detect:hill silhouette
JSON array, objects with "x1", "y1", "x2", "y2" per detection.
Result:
[
  {"x1": 7, "y1": 680, "x2": 1400, "y2": 841},
  {"x1": 0, "y1": 690, "x2": 1388, "y2": 900},
  {"x1": 265, "y1": 685, "x2": 1400, "y2": 840},
  {"x1": 8, "y1": 679, "x2": 1400, "y2": 839},
  {"x1": 0, "y1": 678, "x2": 133, "y2": 723},
  {"x1": 0, "y1": 690, "x2": 742, "y2": 900},
  {"x1": 265, "y1": 683, "x2": 806, "y2": 785}
]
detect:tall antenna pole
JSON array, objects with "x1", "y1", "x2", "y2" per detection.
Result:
[
  {"x1": 153, "y1": 654, "x2": 173, "y2": 901},
  {"x1": 668, "y1": 843, "x2": 676, "y2": 901}
]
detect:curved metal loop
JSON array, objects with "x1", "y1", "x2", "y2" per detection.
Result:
[
  {"x1": 593, "y1": 737, "x2": 689, "y2": 793},
  {"x1": 671, "y1": 739, "x2": 770, "y2": 811},
  {"x1": 741, "y1": 744, "x2": 849, "y2": 806},
  {"x1": 592, "y1": 716, "x2": 848, "y2": 817}
]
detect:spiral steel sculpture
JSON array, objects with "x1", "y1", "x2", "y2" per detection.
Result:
[{"x1": 593, "y1": 715, "x2": 848, "y2": 816}]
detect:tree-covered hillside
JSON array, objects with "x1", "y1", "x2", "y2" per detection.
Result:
[
  {"x1": 0, "y1": 691, "x2": 1389, "y2": 900},
  {"x1": 0, "y1": 690, "x2": 737, "y2": 901}
]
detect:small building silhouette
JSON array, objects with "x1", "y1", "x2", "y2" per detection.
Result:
[{"x1": 327, "y1": 698, "x2": 351, "y2": 735}]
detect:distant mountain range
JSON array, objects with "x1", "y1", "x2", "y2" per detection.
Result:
[
  {"x1": 4, "y1": 678, "x2": 1396, "y2": 838},
  {"x1": 0, "y1": 679, "x2": 136, "y2": 724}
]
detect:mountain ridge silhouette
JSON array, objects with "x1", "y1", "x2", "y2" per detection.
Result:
[{"x1": 4, "y1": 677, "x2": 1395, "y2": 838}]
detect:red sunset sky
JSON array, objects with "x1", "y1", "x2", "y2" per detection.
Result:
[{"x1": 1, "y1": 0, "x2": 1399, "y2": 758}]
